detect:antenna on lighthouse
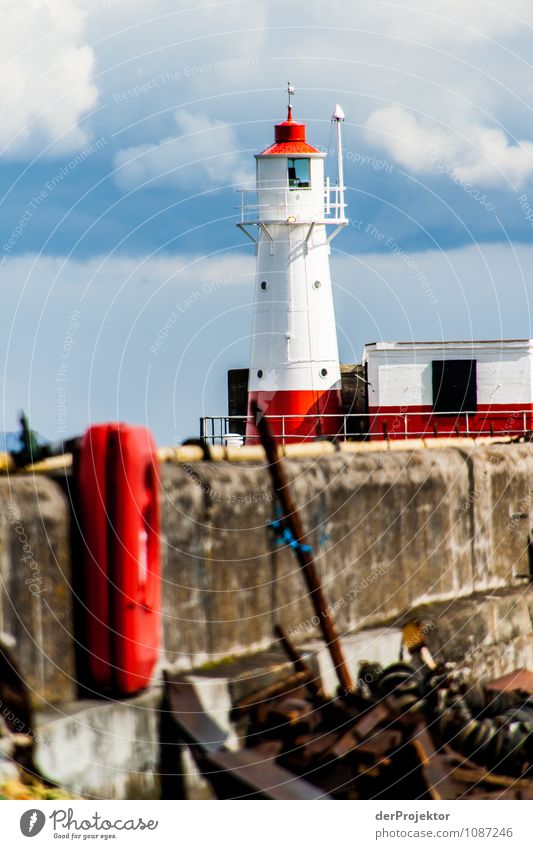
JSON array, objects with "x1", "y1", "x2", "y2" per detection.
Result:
[
  {"x1": 287, "y1": 81, "x2": 295, "y2": 118},
  {"x1": 332, "y1": 103, "x2": 345, "y2": 189},
  {"x1": 332, "y1": 103, "x2": 345, "y2": 223}
]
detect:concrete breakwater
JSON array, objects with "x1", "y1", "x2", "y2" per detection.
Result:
[{"x1": 1, "y1": 441, "x2": 533, "y2": 705}]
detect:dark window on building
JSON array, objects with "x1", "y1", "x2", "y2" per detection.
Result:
[
  {"x1": 227, "y1": 368, "x2": 248, "y2": 436},
  {"x1": 287, "y1": 158, "x2": 310, "y2": 189},
  {"x1": 432, "y1": 359, "x2": 477, "y2": 412}
]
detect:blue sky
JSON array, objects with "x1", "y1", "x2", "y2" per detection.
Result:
[{"x1": 2, "y1": 0, "x2": 533, "y2": 443}]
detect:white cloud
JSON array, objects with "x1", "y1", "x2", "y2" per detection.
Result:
[
  {"x1": 348, "y1": 0, "x2": 532, "y2": 44},
  {"x1": 4, "y1": 0, "x2": 533, "y2": 191},
  {"x1": 365, "y1": 104, "x2": 533, "y2": 188},
  {"x1": 113, "y1": 108, "x2": 254, "y2": 191},
  {"x1": 97, "y1": 0, "x2": 533, "y2": 195},
  {"x1": 0, "y1": 0, "x2": 98, "y2": 158}
]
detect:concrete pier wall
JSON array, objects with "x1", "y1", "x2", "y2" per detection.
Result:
[
  {"x1": 0, "y1": 476, "x2": 75, "y2": 705},
  {"x1": 2, "y1": 442, "x2": 533, "y2": 704},
  {"x1": 160, "y1": 443, "x2": 533, "y2": 667}
]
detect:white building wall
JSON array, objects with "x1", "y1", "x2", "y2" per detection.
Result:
[{"x1": 363, "y1": 341, "x2": 533, "y2": 408}]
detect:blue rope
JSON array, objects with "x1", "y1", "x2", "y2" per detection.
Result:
[{"x1": 267, "y1": 509, "x2": 313, "y2": 553}]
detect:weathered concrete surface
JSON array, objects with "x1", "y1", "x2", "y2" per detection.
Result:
[
  {"x1": 457, "y1": 445, "x2": 533, "y2": 590},
  {"x1": 0, "y1": 475, "x2": 75, "y2": 706},
  {"x1": 160, "y1": 462, "x2": 276, "y2": 668},
  {"x1": 411, "y1": 587, "x2": 533, "y2": 682},
  {"x1": 160, "y1": 444, "x2": 533, "y2": 666},
  {"x1": 35, "y1": 688, "x2": 161, "y2": 799}
]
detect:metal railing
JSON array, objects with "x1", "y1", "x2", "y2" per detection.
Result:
[
  {"x1": 237, "y1": 181, "x2": 347, "y2": 225},
  {"x1": 200, "y1": 414, "x2": 357, "y2": 445},
  {"x1": 199, "y1": 410, "x2": 533, "y2": 446}
]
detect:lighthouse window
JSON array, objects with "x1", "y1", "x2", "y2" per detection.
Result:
[
  {"x1": 432, "y1": 359, "x2": 477, "y2": 413},
  {"x1": 288, "y1": 158, "x2": 310, "y2": 189}
]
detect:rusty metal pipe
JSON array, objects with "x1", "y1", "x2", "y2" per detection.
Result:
[
  {"x1": 274, "y1": 624, "x2": 324, "y2": 699},
  {"x1": 252, "y1": 400, "x2": 355, "y2": 695}
]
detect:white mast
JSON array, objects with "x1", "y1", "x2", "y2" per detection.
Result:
[{"x1": 332, "y1": 104, "x2": 345, "y2": 219}]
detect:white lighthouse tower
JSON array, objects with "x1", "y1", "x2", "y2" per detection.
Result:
[{"x1": 238, "y1": 85, "x2": 348, "y2": 443}]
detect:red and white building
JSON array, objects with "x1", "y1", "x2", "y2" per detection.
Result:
[
  {"x1": 364, "y1": 339, "x2": 533, "y2": 439},
  {"x1": 238, "y1": 88, "x2": 348, "y2": 442}
]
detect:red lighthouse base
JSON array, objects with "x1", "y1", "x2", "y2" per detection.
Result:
[{"x1": 246, "y1": 388, "x2": 344, "y2": 444}]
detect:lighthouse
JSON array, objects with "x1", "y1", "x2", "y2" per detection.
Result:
[{"x1": 238, "y1": 85, "x2": 348, "y2": 443}]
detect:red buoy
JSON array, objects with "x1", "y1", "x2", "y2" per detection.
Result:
[{"x1": 76, "y1": 423, "x2": 161, "y2": 695}]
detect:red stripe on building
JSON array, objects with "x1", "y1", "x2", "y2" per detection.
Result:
[{"x1": 367, "y1": 403, "x2": 533, "y2": 439}]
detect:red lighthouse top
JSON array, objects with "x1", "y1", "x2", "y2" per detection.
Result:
[{"x1": 259, "y1": 86, "x2": 320, "y2": 156}]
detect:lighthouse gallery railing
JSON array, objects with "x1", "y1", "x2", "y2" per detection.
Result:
[{"x1": 237, "y1": 181, "x2": 347, "y2": 225}]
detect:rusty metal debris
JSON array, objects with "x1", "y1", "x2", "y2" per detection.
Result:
[
  {"x1": 485, "y1": 668, "x2": 533, "y2": 695},
  {"x1": 0, "y1": 642, "x2": 40, "y2": 776},
  {"x1": 161, "y1": 672, "x2": 329, "y2": 800},
  {"x1": 273, "y1": 625, "x2": 325, "y2": 700},
  {"x1": 163, "y1": 651, "x2": 533, "y2": 800}
]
